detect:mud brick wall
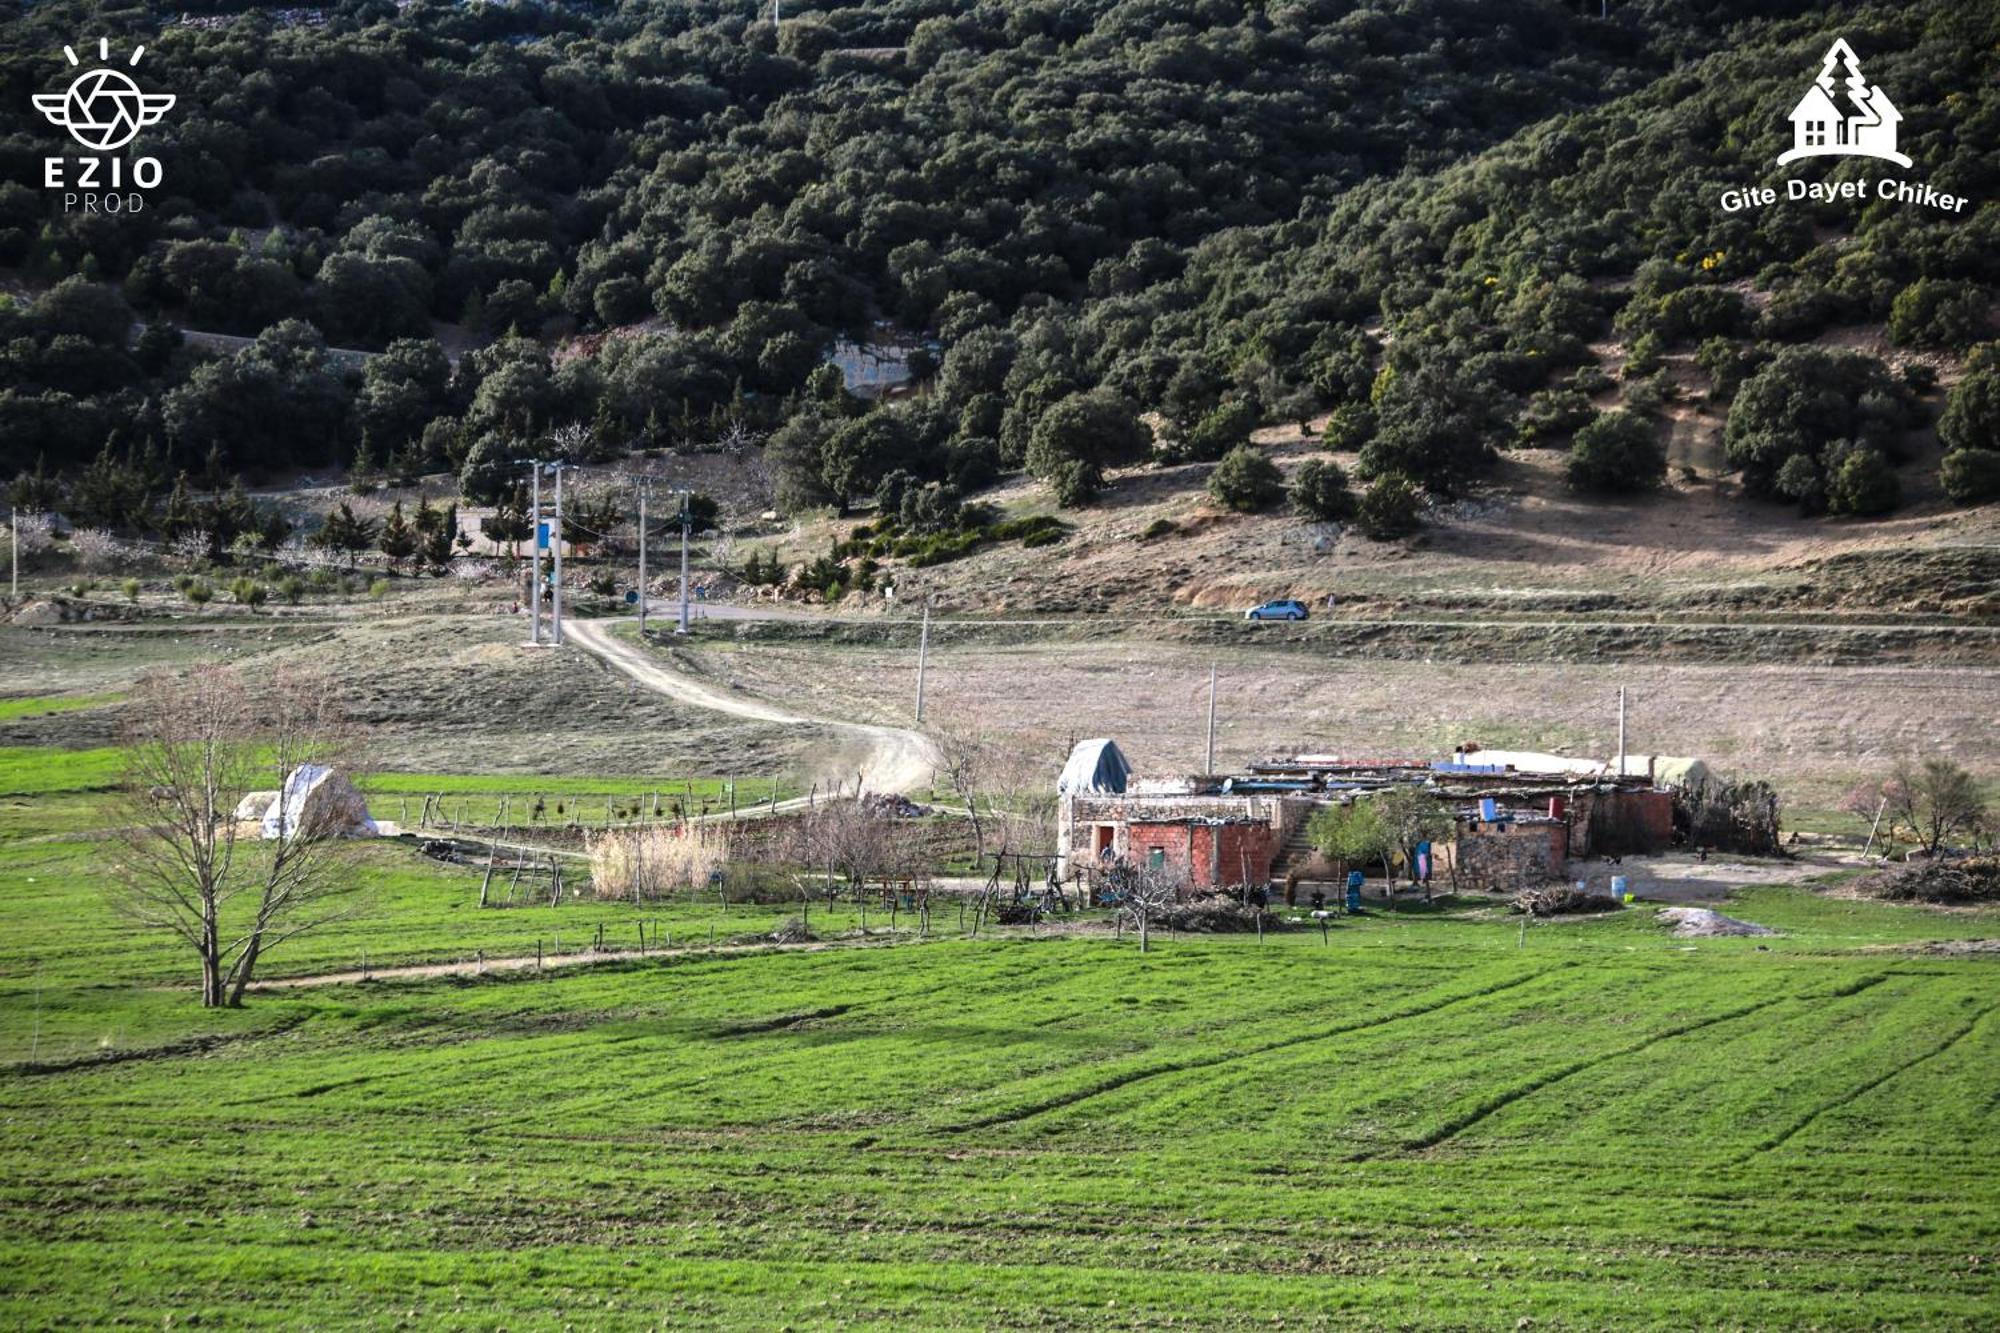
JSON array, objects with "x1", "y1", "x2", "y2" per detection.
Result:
[{"x1": 1449, "y1": 822, "x2": 1567, "y2": 892}]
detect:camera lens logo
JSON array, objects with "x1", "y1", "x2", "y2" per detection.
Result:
[{"x1": 33, "y1": 40, "x2": 175, "y2": 153}]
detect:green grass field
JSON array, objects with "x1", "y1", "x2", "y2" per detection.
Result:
[{"x1": 2, "y1": 743, "x2": 1996, "y2": 1328}]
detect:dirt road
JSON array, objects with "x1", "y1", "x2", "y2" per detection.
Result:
[{"x1": 563, "y1": 618, "x2": 938, "y2": 794}]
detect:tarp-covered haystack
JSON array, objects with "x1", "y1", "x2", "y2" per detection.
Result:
[
  {"x1": 1058, "y1": 738, "x2": 1130, "y2": 795},
  {"x1": 261, "y1": 765, "x2": 377, "y2": 840}
]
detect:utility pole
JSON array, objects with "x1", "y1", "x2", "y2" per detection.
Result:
[
  {"x1": 551, "y1": 465, "x2": 565, "y2": 646},
  {"x1": 528, "y1": 467, "x2": 543, "y2": 646},
  {"x1": 915, "y1": 598, "x2": 931, "y2": 723},
  {"x1": 1205, "y1": 663, "x2": 1218, "y2": 774},
  {"x1": 636, "y1": 480, "x2": 648, "y2": 636},
  {"x1": 9, "y1": 507, "x2": 17, "y2": 600},
  {"x1": 1616, "y1": 686, "x2": 1627, "y2": 776},
  {"x1": 676, "y1": 489, "x2": 691, "y2": 635}
]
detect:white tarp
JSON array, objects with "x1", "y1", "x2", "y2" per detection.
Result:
[
  {"x1": 1058, "y1": 738, "x2": 1131, "y2": 795},
  {"x1": 261, "y1": 764, "x2": 377, "y2": 840},
  {"x1": 1466, "y1": 749, "x2": 1609, "y2": 777}
]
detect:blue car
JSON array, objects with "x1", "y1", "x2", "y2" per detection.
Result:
[{"x1": 1246, "y1": 599, "x2": 1308, "y2": 622}]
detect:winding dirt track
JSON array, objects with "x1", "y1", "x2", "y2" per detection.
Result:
[{"x1": 563, "y1": 618, "x2": 938, "y2": 795}]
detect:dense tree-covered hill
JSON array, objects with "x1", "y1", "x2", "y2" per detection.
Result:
[{"x1": 2, "y1": 0, "x2": 1995, "y2": 536}]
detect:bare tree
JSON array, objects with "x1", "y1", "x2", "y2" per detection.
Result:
[
  {"x1": 104, "y1": 664, "x2": 364, "y2": 1007},
  {"x1": 934, "y1": 727, "x2": 989, "y2": 867},
  {"x1": 1121, "y1": 862, "x2": 1190, "y2": 954},
  {"x1": 1884, "y1": 758, "x2": 1990, "y2": 856}
]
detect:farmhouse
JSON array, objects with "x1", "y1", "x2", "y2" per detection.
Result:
[{"x1": 1056, "y1": 740, "x2": 1680, "y2": 893}]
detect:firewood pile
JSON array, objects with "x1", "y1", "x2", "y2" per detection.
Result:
[
  {"x1": 1857, "y1": 856, "x2": 2000, "y2": 904},
  {"x1": 1511, "y1": 885, "x2": 1623, "y2": 916}
]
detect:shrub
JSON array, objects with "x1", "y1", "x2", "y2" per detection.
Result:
[
  {"x1": 1164, "y1": 399, "x2": 1257, "y2": 463},
  {"x1": 1938, "y1": 344, "x2": 2000, "y2": 455},
  {"x1": 1621, "y1": 331, "x2": 1663, "y2": 378},
  {"x1": 1516, "y1": 388, "x2": 1595, "y2": 444},
  {"x1": 1695, "y1": 337, "x2": 1772, "y2": 402},
  {"x1": 588, "y1": 571, "x2": 617, "y2": 596},
  {"x1": 1824, "y1": 448, "x2": 1901, "y2": 517},
  {"x1": 1288, "y1": 457, "x2": 1353, "y2": 520},
  {"x1": 1358, "y1": 358, "x2": 1509, "y2": 494},
  {"x1": 1566, "y1": 411, "x2": 1664, "y2": 493},
  {"x1": 1046, "y1": 457, "x2": 1103, "y2": 507},
  {"x1": 229, "y1": 577, "x2": 267, "y2": 608},
  {"x1": 368, "y1": 578, "x2": 390, "y2": 600},
  {"x1": 185, "y1": 579, "x2": 213, "y2": 605},
  {"x1": 120, "y1": 578, "x2": 140, "y2": 602},
  {"x1": 1653, "y1": 286, "x2": 1749, "y2": 344},
  {"x1": 1207, "y1": 446, "x2": 1285, "y2": 512},
  {"x1": 1354, "y1": 475, "x2": 1421, "y2": 541},
  {"x1": 277, "y1": 575, "x2": 306, "y2": 605},
  {"x1": 1138, "y1": 517, "x2": 1178, "y2": 540},
  {"x1": 1323, "y1": 402, "x2": 1376, "y2": 451},
  {"x1": 1938, "y1": 449, "x2": 2000, "y2": 505},
  {"x1": 1888, "y1": 278, "x2": 1990, "y2": 351},
  {"x1": 1724, "y1": 347, "x2": 1920, "y2": 500}
]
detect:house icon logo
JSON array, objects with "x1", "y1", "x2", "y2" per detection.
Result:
[{"x1": 1778, "y1": 39, "x2": 1911, "y2": 169}]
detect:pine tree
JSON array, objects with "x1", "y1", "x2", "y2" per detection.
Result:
[
  {"x1": 378, "y1": 501, "x2": 417, "y2": 570},
  {"x1": 422, "y1": 503, "x2": 456, "y2": 570},
  {"x1": 162, "y1": 473, "x2": 196, "y2": 539}
]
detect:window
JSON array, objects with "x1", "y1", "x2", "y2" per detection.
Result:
[
  {"x1": 1147, "y1": 847, "x2": 1166, "y2": 870},
  {"x1": 1804, "y1": 120, "x2": 1827, "y2": 147}
]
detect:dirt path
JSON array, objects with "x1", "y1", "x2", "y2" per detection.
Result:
[{"x1": 563, "y1": 618, "x2": 938, "y2": 794}]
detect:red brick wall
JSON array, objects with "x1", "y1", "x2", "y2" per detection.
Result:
[{"x1": 1124, "y1": 822, "x2": 1275, "y2": 887}]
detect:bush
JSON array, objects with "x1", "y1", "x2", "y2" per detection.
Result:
[
  {"x1": 1164, "y1": 399, "x2": 1257, "y2": 464},
  {"x1": 277, "y1": 575, "x2": 306, "y2": 605},
  {"x1": 1046, "y1": 456, "x2": 1103, "y2": 507},
  {"x1": 1323, "y1": 402, "x2": 1375, "y2": 451},
  {"x1": 1939, "y1": 449, "x2": 2000, "y2": 505},
  {"x1": 1566, "y1": 411, "x2": 1664, "y2": 493},
  {"x1": 1354, "y1": 475, "x2": 1421, "y2": 541},
  {"x1": 1138, "y1": 517, "x2": 1178, "y2": 540},
  {"x1": 1938, "y1": 344, "x2": 2000, "y2": 455},
  {"x1": 120, "y1": 578, "x2": 140, "y2": 602},
  {"x1": 1207, "y1": 446, "x2": 1285, "y2": 512},
  {"x1": 1516, "y1": 388, "x2": 1595, "y2": 444},
  {"x1": 1888, "y1": 278, "x2": 1990, "y2": 351},
  {"x1": 1622, "y1": 331, "x2": 1664, "y2": 378},
  {"x1": 229, "y1": 577, "x2": 267, "y2": 608},
  {"x1": 1824, "y1": 448, "x2": 1901, "y2": 517},
  {"x1": 1652, "y1": 286, "x2": 1749, "y2": 344},
  {"x1": 1288, "y1": 457, "x2": 1353, "y2": 520},
  {"x1": 185, "y1": 579, "x2": 213, "y2": 605},
  {"x1": 1724, "y1": 347, "x2": 1920, "y2": 500},
  {"x1": 1359, "y1": 358, "x2": 1509, "y2": 494},
  {"x1": 368, "y1": 578, "x2": 390, "y2": 600}
]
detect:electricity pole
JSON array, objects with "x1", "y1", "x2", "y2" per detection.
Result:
[
  {"x1": 1616, "y1": 685, "x2": 1627, "y2": 776},
  {"x1": 676, "y1": 489, "x2": 691, "y2": 635},
  {"x1": 636, "y1": 480, "x2": 648, "y2": 636},
  {"x1": 9, "y1": 507, "x2": 17, "y2": 600},
  {"x1": 528, "y1": 467, "x2": 543, "y2": 645},
  {"x1": 551, "y1": 465, "x2": 565, "y2": 646},
  {"x1": 915, "y1": 598, "x2": 931, "y2": 723},
  {"x1": 1205, "y1": 663, "x2": 1217, "y2": 774}
]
